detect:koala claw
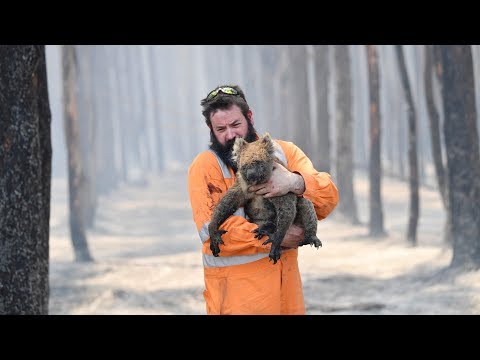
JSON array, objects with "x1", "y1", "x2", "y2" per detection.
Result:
[
  {"x1": 300, "y1": 236, "x2": 322, "y2": 249},
  {"x1": 312, "y1": 237, "x2": 322, "y2": 248},
  {"x1": 252, "y1": 228, "x2": 270, "y2": 240},
  {"x1": 210, "y1": 243, "x2": 221, "y2": 257},
  {"x1": 269, "y1": 247, "x2": 281, "y2": 264},
  {"x1": 262, "y1": 238, "x2": 273, "y2": 245},
  {"x1": 210, "y1": 232, "x2": 226, "y2": 257}
]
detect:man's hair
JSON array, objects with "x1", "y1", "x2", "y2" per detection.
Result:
[{"x1": 201, "y1": 84, "x2": 250, "y2": 127}]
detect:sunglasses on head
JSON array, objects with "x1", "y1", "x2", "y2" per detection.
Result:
[{"x1": 206, "y1": 87, "x2": 241, "y2": 101}]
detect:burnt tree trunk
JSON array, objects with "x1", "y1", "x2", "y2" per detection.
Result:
[
  {"x1": 0, "y1": 45, "x2": 50, "y2": 314},
  {"x1": 395, "y1": 45, "x2": 419, "y2": 246},
  {"x1": 62, "y1": 45, "x2": 93, "y2": 262},
  {"x1": 440, "y1": 45, "x2": 480, "y2": 270},
  {"x1": 76, "y1": 45, "x2": 97, "y2": 229},
  {"x1": 366, "y1": 45, "x2": 386, "y2": 237},
  {"x1": 425, "y1": 45, "x2": 452, "y2": 245}
]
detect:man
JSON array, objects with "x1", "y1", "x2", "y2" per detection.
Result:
[{"x1": 188, "y1": 85, "x2": 339, "y2": 315}]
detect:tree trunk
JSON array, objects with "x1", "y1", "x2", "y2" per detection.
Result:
[
  {"x1": 288, "y1": 45, "x2": 312, "y2": 158},
  {"x1": 104, "y1": 45, "x2": 121, "y2": 188},
  {"x1": 334, "y1": 45, "x2": 359, "y2": 224},
  {"x1": 314, "y1": 45, "x2": 331, "y2": 172},
  {"x1": 425, "y1": 45, "x2": 452, "y2": 245},
  {"x1": 76, "y1": 45, "x2": 97, "y2": 228},
  {"x1": 0, "y1": 45, "x2": 50, "y2": 314},
  {"x1": 150, "y1": 46, "x2": 166, "y2": 173},
  {"x1": 272, "y1": 46, "x2": 290, "y2": 141},
  {"x1": 395, "y1": 45, "x2": 419, "y2": 246},
  {"x1": 440, "y1": 45, "x2": 480, "y2": 270},
  {"x1": 62, "y1": 45, "x2": 93, "y2": 262},
  {"x1": 366, "y1": 45, "x2": 386, "y2": 237}
]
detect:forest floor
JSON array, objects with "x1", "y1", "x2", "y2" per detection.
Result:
[{"x1": 49, "y1": 168, "x2": 480, "y2": 315}]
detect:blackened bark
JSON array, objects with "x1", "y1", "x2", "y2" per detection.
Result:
[
  {"x1": 440, "y1": 45, "x2": 480, "y2": 270},
  {"x1": 395, "y1": 45, "x2": 419, "y2": 246},
  {"x1": 366, "y1": 45, "x2": 386, "y2": 237},
  {"x1": 0, "y1": 45, "x2": 50, "y2": 314},
  {"x1": 62, "y1": 45, "x2": 93, "y2": 262}
]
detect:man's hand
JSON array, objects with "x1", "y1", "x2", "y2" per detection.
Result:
[
  {"x1": 281, "y1": 224, "x2": 305, "y2": 249},
  {"x1": 248, "y1": 162, "x2": 305, "y2": 198}
]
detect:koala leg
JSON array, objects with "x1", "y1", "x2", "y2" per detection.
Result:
[
  {"x1": 267, "y1": 195, "x2": 296, "y2": 264},
  {"x1": 295, "y1": 197, "x2": 322, "y2": 249}
]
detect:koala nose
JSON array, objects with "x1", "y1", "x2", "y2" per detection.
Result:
[{"x1": 245, "y1": 169, "x2": 258, "y2": 183}]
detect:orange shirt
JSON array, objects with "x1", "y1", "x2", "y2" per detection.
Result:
[{"x1": 188, "y1": 138, "x2": 338, "y2": 314}]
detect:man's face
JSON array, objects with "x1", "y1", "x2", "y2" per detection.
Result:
[
  {"x1": 210, "y1": 105, "x2": 253, "y2": 146},
  {"x1": 209, "y1": 105, "x2": 257, "y2": 172}
]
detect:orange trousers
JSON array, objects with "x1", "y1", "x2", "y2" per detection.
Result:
[{"x1": 202, "y1": 249, "x2": 305, "y2": 315}]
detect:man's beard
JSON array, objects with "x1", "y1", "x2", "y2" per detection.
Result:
[{"x1": 209, "y1": 121, "x2": 258, "y2": 173}]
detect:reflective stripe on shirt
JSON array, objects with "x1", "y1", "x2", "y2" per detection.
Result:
[
  {"x1": 203, "y1": 252, "x2": 270, "y2": 268},
  {"x1": 199, "y1": 208, "x2": 246, "y2": 244},
  {"x1": 209, "y1": 149, "x2": 232, "y2": 178}
]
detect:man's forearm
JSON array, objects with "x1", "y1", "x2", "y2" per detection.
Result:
[{"x1": 291, "y1": 172, "x2": 305, "y2": 196}]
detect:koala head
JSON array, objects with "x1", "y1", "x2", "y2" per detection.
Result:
[{"x1": 232, "y1": 132, "x2": 275, "y2": 185}]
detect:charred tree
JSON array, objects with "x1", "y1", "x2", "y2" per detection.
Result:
[
  {"x1": 288, "y1": 45, "x2": 312, "y2": 158},
  {"x1": 425, "y1": 45, "x2": 452, "y2": 245},
  {"x1": 334, "y1": 45, "x2": 359, "y2": 224},
  {"x1": 62, "y1": 45, "x2": 93, "y2": 262},
  {"x1": 440, "y1": 45, "x2": 480, "y2": 270},
  {"x1": 0, "y1": 45, "x2": 50, "y2": 314},
  {"x1": 366, "y1": 45, "x2": 386, "y2": 237},
  {"x1": 313, "y1": 45, "x2": 331, "y2": 172},
  {"x1": 76, "y1": 45, "x2": 98, "y2": 229},
  {"x1": 395, "y1": 45, "x2": 419, "y2": 246}
]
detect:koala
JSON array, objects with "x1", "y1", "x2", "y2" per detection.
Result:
[{"x1": 208, "y1": 133, "x2": 322, "y2": 264}]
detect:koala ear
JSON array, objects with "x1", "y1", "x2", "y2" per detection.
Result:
[
  {"x1": 262, "y1": 132, "x2": 275, "y2": 155},
  {"x1": 232, "y1": 137, "x2": 246, "y2": 164},
  {"x1": 234, "y1": 137, "x2": 246, "y2": 152}
]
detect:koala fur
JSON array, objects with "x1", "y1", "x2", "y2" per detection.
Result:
[{"x1": 208, "y1": 133, "x2": 322, "y2": 264}]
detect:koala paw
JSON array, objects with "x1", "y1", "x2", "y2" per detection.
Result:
[
  {"x1": 311, "y1": 236, "x2": 322, "y2": 249},
  {"x1": 269, "y1": 245, "x2": 282, "y2": 264},
  {"x1": 300, "y1": 236, "x2": 322, "y2": 249},
  {"x1": 262, "y1": 237, "x2": 273, "y2": 245},
  {"x1": 209, "y1": 230, "x2": 227, "y2": 257},
  {"x1": 210, "y1": 242, "x2": 220, "y2": 257},
  {"x1": 252, "y1": 227, "x2": 270, "y2": 240}
]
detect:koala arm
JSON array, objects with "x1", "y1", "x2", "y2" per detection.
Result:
[
  {"x1": 209, "y1": 183, "x2": 246, "y2": 232},
  {"x1": 212, "y1": 215, "x2": 272, "y2": 256},
  {"x1": 277, "y1": 140, "x2": 339, "y2": 220}
]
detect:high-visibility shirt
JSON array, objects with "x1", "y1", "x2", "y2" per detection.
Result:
[{"x1": 188, "y1": 139, "x2": 339, "y2": 314}]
